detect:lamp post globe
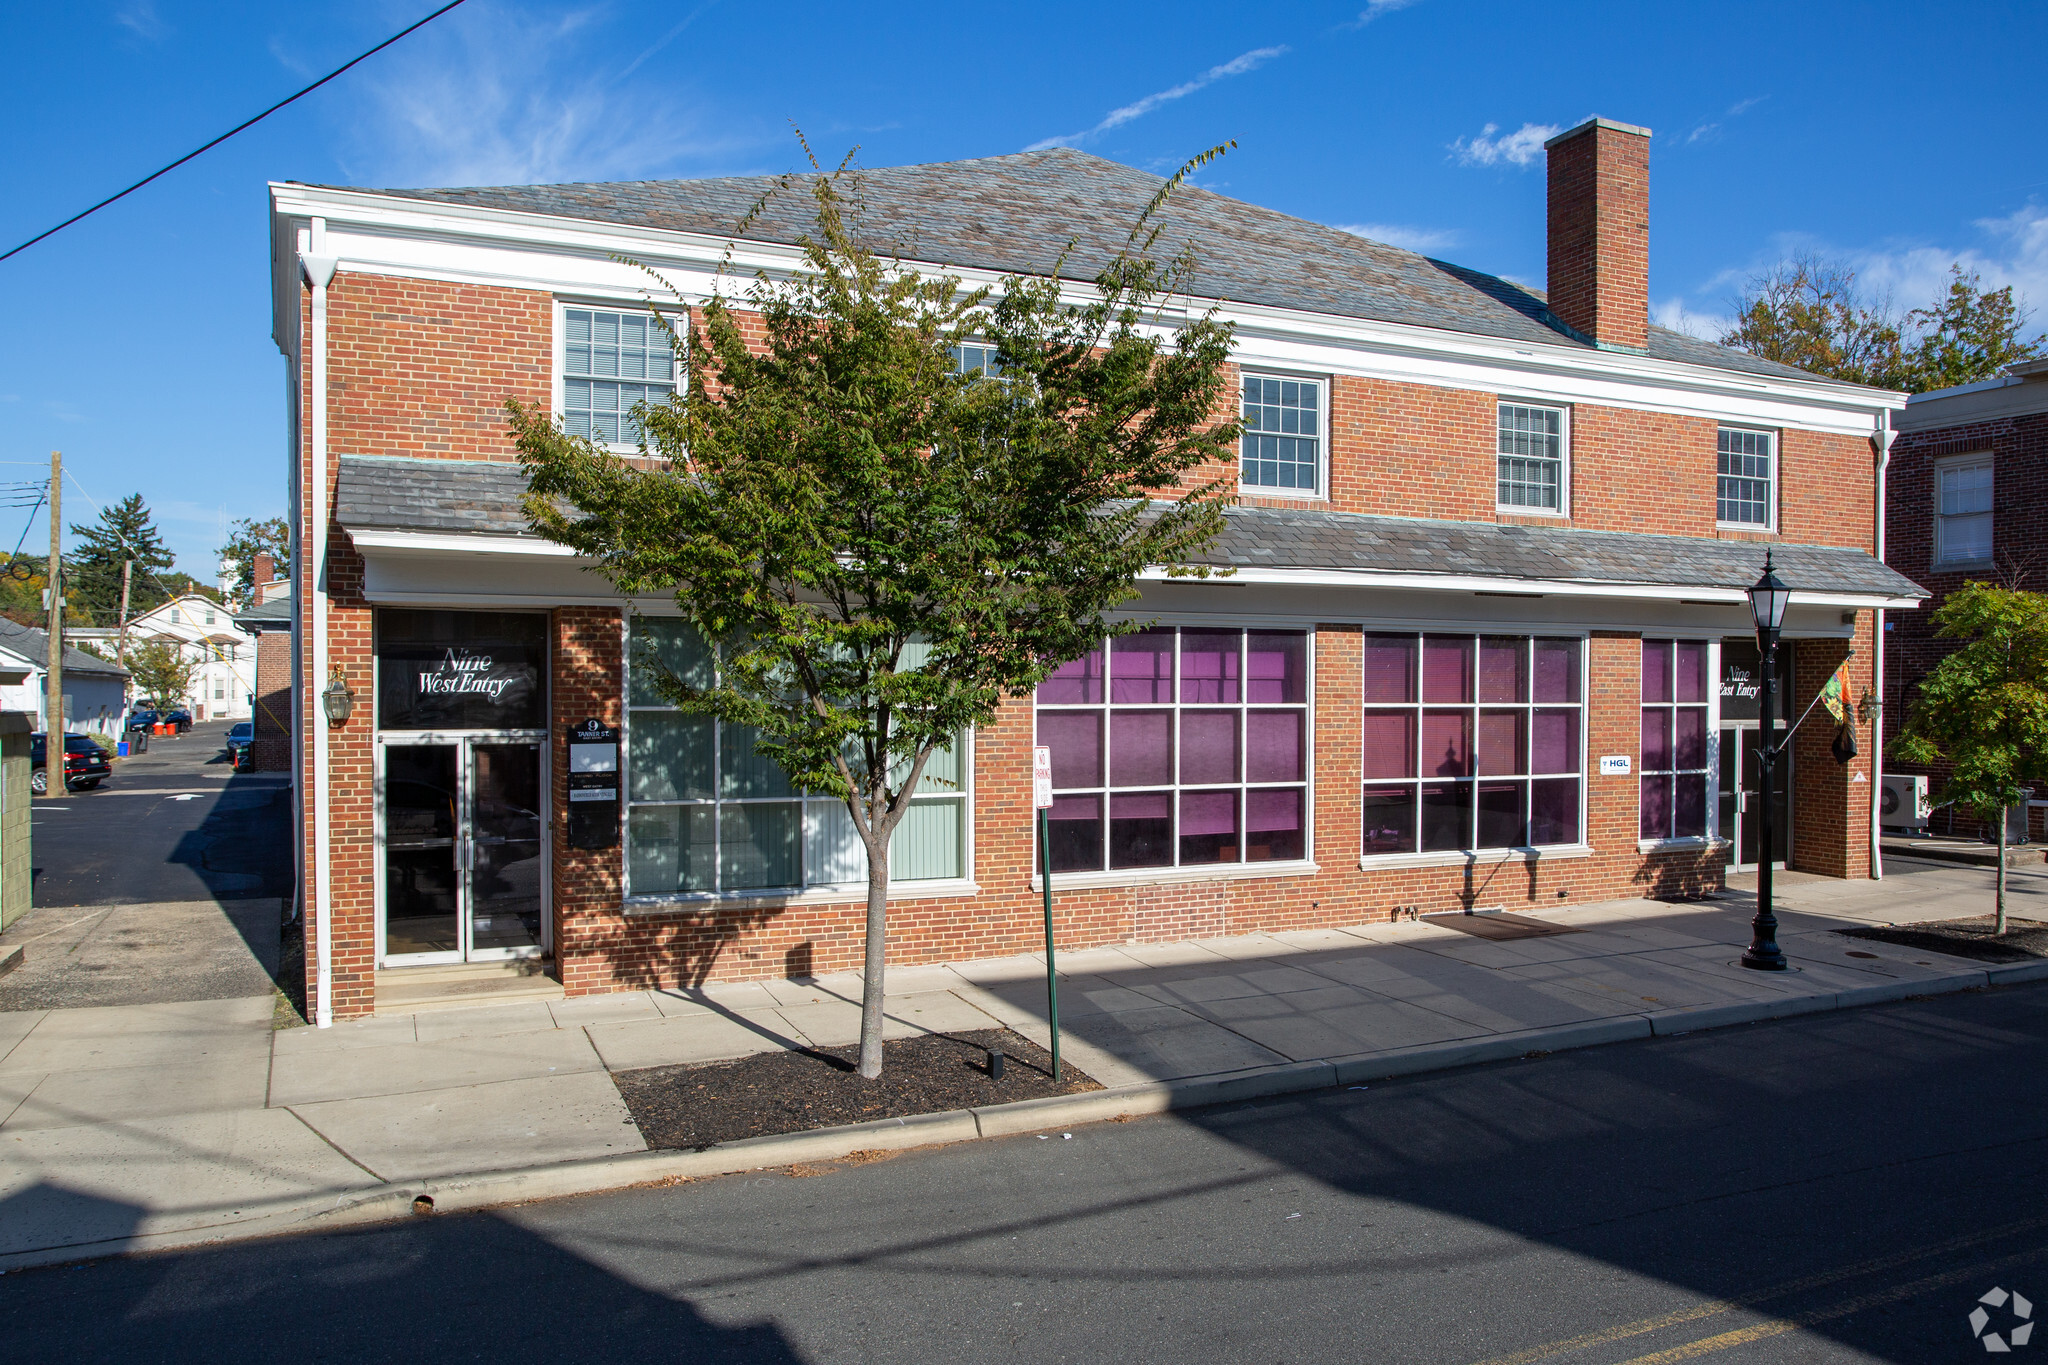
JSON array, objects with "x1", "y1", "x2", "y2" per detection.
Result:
[{"x1": 1741, "y1": 553, "x2": 1790, "y2": 971}]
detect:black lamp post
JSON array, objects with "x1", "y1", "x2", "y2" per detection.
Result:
[{"x1": 1742, "y1": 553, "x2": 1791, "y2": 971}]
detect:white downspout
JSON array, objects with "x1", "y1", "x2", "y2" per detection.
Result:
[
  {"x1": 1871, "y1": 411, "x2": 1895, "y2": 881},
  {"x1": 302, "y1": 223, "x2": 339, "y2": 1028}
]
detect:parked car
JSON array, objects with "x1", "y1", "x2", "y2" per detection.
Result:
[
  {"x1": 126, "y1": 708, "x2": 159, "y2": 732},
  {"x1": 163, "y1": 707, "x2": 193, "y2": 734},
  {"x1": 226, "y1": 720, "x2": 255, "y2": 769},
  {"x1": 31, "y1": 733, "x2": 112, "y2": 793}
]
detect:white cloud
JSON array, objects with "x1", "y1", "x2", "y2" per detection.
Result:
[
  {"x1": 337, "y1": 3, "x2": 757, "y2": 188},
  {"x1": 1653, "y1": 297, "x2": 1733, "y2": 341},
  {"x1": 1344, "y1": 0, "x2": 1422, "y2": 25},
  {"x1": 1336, "y1": 222, "x2": 1461, "y2": 253},
  {"x1": 114, "y1": 0, "x2": 169, "y2": 41},
  {"x1": 1686, "y1": 95, "x2": 1767, "y2": 146},
  {"x1": 1026, "y1": 46, "x2": 1289, "y2": 151},
  {"x1": 1449, "y1": 122, "x2": 1560, "y2": 169}
]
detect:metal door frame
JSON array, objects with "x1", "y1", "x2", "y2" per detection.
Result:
[
  {"x1": 375, "y1": 730, "x2": 550, "y2": 967},
  {"x1": 1718, "y1": 721, "x2": 1790, "y2": 874}
]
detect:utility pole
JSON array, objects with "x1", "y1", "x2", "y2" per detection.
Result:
[
  {"x1": 45, "y1": 451, "x2": 64, "y2": 801},
  {"x1": 116, "y1": 559, "x2": 132, "y2": 664}
]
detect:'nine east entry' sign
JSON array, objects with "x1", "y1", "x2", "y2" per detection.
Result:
[{"x1": 375, "y1": 609, "x2": 546, "y2": 730}]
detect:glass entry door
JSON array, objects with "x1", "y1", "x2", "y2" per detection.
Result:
[
  {"x1": 381, "y1": 737, "x2": 545, "y2": 963},
  {"x1": 1718, "y1": 726, "x2": 1790, "y2": 871}
]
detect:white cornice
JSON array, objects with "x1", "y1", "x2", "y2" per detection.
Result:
[{"x1": 1140, "y1": 565, "x2": 1921, "y2": 611}]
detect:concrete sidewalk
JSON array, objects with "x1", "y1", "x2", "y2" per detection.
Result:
[{"x1": 3, "y1": 855, "x2": 2045, "y2": 1267}]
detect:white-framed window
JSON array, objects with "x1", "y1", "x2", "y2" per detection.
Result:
[
  {"x1": 204, "y1": 608, "x2": 216, "y2": 626},
  {"x1": 951, "y1": 343, "x2": 1001, "y2": 377},
  {"x1": 213, "y1": 680, "x2": 225, "y2": 700},
  {"x1": 560, "y1": 307, "x2": 677, "y2": 448},
  {"x1": 1361, "y1": 633, "x2": 1584, "y2": 855},
  {"x1": 1935, "y1": 454, "x2": 1994, "y2": 567},
  {"x1": 1497, "y1": 402, "x2": 1568, "y2": 513},
  {"x1": 1035, "y1": 628, "x2": 1312, "y2": 873},
  {"x1": 623, "y1": 618, "x2": 965, "y2": 899},
  {"x1": 1240, "y1": 375, "x2": 1324, "y2": 495},
  {"x1": 1640, "y1": 639, "x2": 1711, "y2": 840},
  {"x1": 1717, "y1": 427, "x2": 1775, "y2": 528}
]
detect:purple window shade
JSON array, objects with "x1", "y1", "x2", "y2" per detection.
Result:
[
  {"x1": 1477, "y1": 709, "x2": 1527, "y2": 777},
  {"x1": 1037, "y1": 711, "x2": 1101, "y2": 788},
  {"x1": 1044, "y1": 794, "x2": 1102, "y2": 872},
  {"x1": 1423, "y1": 709, "x2": 1472, "y2": 778},
  {"x1": 1673, "y1": 772, "x2": 1707, "y2": 837},
  {"x1": 1641, "y1": 640, "x2": 1672, "y2": 703},
  {"x1": 1109, "y1": 711, "x2": 1172, "y2": 787},
  {"x1": 1640, "y1": 774, "x2": 1672, "y2": 839},
  {"x1": 1246, "y1": 632, "x2": 1306, "y2": 703},
  {"x1": 1110, "y1": 630, "x2": 1174, "y2": 704},
  {"x1": 1533, "y1": 638, "x2": 1580, "y2": 703},
  {"x1": 1246, "y1": 710, "x2": 1304, "y2": 783},
  {"x1": 1674, "y1": 707, "x2": 1708, "y2": 770},
  {"x1": 1675, "y1": 641, "x2": 1708, "y2": 703},
  {"x1": 1180, "y1": 710, "x2": 1239, "y2": 785},
  {"x1": 1037, "y1": 650, "x2": 1103, "y2": 704},
  {"x1": 1479, "y1": 637, "x2": 1528, "y2": 703},
  {"x1": 1423, "y1": 635, "x2": 1474, "y2": 703},
  {"x1": 1179, "y1": 789, "x2": 1239, "y2": 836},
  {"x1": 1109, "y1": 792, "x2": 1172, "y2": 868},
  {"x1": 1361, "y1": 710, "x2": 1416, "y2": 779},
  {"x1": 1420, "y1": 782, "x2": 1471, "y2": 852},
  {"x1": 1362, "y1": 786, "x2": 1417, "y2": 855},
  {"x1": 1641, "y1": 709, "x2": 1672, "y2": 771},
  {"x1": 1362, "y1": 633, "x2": 1416, "y2": 704},
  {"x1": 1531, "y1": 709, "x2": 1579, "y2": 774},
  {"x1": 1111, "y1": 790, "x2": 1171, "y2": 821},
  {"x1": 1530, "y1": 778, "x2": 1578, "y2": 845},
  {"x1": 1246, "y1": 788, "x2": 1304, "y2": 861},
  {"x1": 1179, "y1": 632, "x2": 1241, "y2": 704},
  {"x1": 1476, "y1": 780, "x2": 1527, "y2": 849}
]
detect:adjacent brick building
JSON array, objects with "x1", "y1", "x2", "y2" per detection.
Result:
[{"x1": 269, "y1": 117, "x2": 1923, "y2": 1023}]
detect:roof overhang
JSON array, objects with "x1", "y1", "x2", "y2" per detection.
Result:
[{"x1": 1140, "y1": 565, "x2": 1921, "y2": 611}]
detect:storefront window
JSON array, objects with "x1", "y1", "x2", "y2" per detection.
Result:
[
  {"x1": 1035, "y1": 628, "x2": 1311, "y2": 873},
  {"x1": 625, "y1": 619, "x2": 965, "y2": 897},
  {"x1": 1641, "y1": 639, "x2": 1711, "y2": 839},
  {"x1": 1361, "y1": 633, "x2": 1583, "y2": 856},
  {"x1": 375, "y1": 610, "x2": 547, "y2": 731}
]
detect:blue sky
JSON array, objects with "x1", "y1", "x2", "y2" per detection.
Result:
[{"x1": 2, "y1": 0, "x2": 2043, "y2": 576}]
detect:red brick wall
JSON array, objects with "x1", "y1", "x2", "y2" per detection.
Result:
[
  {"x1": 251, "y1": 630, "x2": 291, "y2": 771},
  {"x1": 1545, "y1": 122, "x2": 1649, "y2": 351},
  {"x1": 1790, "y1": 622, "x2": 1876, "y2": 878}
]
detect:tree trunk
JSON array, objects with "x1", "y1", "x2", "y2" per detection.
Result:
[
  {"x1": 857, "y1": 837, "x2": 890, "y2": 1079},
  {"x1": 1997, "y1": 803, "x2": 2009, "y2": 936}
]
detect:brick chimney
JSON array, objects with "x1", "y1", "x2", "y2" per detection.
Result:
[
  {"x1": 1544, "y1": 117, "x2": 1651, "y2": 351},
  {"x1": 252, "y1": 551, "x2": 276, "y2": 604}
]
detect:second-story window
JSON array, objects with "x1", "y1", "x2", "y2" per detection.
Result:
[
  {"x1": 1717, "y1": 428, "x2": 1775, "y2": 527},
  {"x1": 1497, "y1": 403, "x2": 1566, "y2": 512},
  {"x1": 1934, "y1": 454, "x2": 1993, "y2": 567},
  {"x1": 563, "y1": 308, "x2": 676, "y2": 447},
  {"x1": 1241, "y1": 376, "x2": 1323, "y2": 495}
]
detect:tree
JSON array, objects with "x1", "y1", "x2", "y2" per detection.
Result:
[
  {"x1": 0, "y1": 556, "x2": 49, "y2": 629},
  {"x1": 1721, "y1": 257, "x2": 2045, "y2": 393},
  {"x1": 220, "y1": 516, "x2": 290, "y2": 603},
  {"x1": 68, "y1": 494, "x2": 175, "y2": 624},
  {"x1": 127, "y1": 638, "x2": 198, "y2": 711},
  {"x1": 1893, "y1": 582, "x2": 2048, "y2": 933},
  {"x1": 508, "y1": 148, "x2": 1240, "y2": 1078}
]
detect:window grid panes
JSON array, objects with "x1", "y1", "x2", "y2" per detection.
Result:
[
  {"x1": 1035, "y1": 628, "x2": 1311, "y2": 873},
  {"x1": 563, "y1": 308, "x2": 676, "y2": 447},
  {"x1": 1640, "y1": 639, "x2": 1712, "y2": 840},
  {"x1": 1717, "y1": 428, "x2": 1774, "y2": 526},
  {"x1": 1241, "y1": 377, "x2": 1323, "y2": 493},
  {"x1": 625, "y1": 619, "x2": 964, "y2": 897},
  {"x1": 1936, "y1": 457, "x2": 1993, "y2": 565},
  {"x1": 1361, "y1": 633, "x2": 1584, "y2": 856},
  {"x1": 950, "y1": 343, "x2": 1001, "y2": 377},
  {"x1": 1497, "y1": 404, "x2": 1565, "y2": 511}
]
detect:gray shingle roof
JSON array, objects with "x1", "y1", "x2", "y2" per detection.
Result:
[
  {"x1": 0, "y1": 616, "x2": 130, "y2": 677},
  {"x1": 232, "y1": 596, "x2": 290, "y2": 631},
  {"x1": 354, "y1": 150, "x2": 1818, "y2": 384},
  {"x1": 336, "y1": 456, "x2": 1924, "y2": 602}
]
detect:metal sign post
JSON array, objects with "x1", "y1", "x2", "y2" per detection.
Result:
[{"x1": 1033, "y1": 745, "x2": 1061, "y2": 1083}]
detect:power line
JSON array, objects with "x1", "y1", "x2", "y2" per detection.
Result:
[{"x1": 0, "y1": 0, "x2": 470, "y2": 264}]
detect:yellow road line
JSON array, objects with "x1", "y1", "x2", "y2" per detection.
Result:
[{"x1": 1465, "y1": 1213, "x2": 2048, "y2": 1365}]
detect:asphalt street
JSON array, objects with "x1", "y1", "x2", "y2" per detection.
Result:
[
  {"x1": 3, "y1": 982, "x2": 2042, "y2": 1363},
  {"x1": 29, "y1": 720, "x2": 293, "y2": 908}
]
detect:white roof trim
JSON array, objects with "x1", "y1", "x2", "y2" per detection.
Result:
[
  {"x1": 346, "y1": 529, "x2": 577, "y2": 557},
  {"x1": 1141, "y1": 565, "x2": 1921, "y2": 611}
]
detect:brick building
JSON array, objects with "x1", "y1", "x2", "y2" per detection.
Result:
[
  {"x1": 269, "y1": 117, "x2": 1923, "y2": 1024},
  {"x1": 1882, "y1": 358, "x2": 2048, "y2": 837},
  {"x1": 232, "y1": 551, "x2": 293, "y2": 773}
]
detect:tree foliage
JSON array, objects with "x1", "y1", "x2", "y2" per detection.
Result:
[
  {"x1": 507, "y1": 146, "x2": 1241, "y2": 1077},
  {"x1": 1721, "y1": 257, "x2": 2044, "y2": 393},
  {"x1": 126, "y1": 638, "x2": 198, "y2": 710},
  {"x1": 220, "y1": 516, "x2": 290, "y2": 602},
  {"x1": 68, "y1": 493, "x2": 175, "y2": 623}
]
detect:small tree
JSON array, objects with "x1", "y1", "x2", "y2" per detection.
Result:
[
  {"x1": 1898, "y1": 265, "x2": 2046, "y2": 393},
  {"x1": 509, "y1": 149, "x2": 1240, "y2": 1078},
  {"x1": 220, "y1": 516, "x2": 291, "y2": 603},
  {"x1": 1894, "y1": 582, "x2": 2048, "y2": 932},
  {"x1": 127, "y1": 639, "x2": 198, "y2": 713}
]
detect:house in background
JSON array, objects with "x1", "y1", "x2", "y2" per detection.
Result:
[
  {"x1": 1883, "y1": 357, "x2": 2048, "y2": 838},
  {"x1": 0, "y1": 617, "x2": 130, "y2": 736},
  {"x1": 73, "y1": 593, "x2": 258, "y2": 721},
  {"x1": 232, "y1": 551, "x2": 292, "y2": 770}
]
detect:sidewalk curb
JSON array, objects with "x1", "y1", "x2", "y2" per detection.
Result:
[
  {"x1": 0, "y1": 944, "x2": 20, "y2": 980},
  {"x1": 3, "y1": 965, "x2": 2033, "y2": 1272}
]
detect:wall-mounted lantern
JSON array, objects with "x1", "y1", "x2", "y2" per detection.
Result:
[{"x1": 322, "y1": 670, "x2": 356, "y2": 726}]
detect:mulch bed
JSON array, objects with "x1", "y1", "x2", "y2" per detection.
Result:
[
  {"x1": 1840, "y1": 916, "x2": 2048, "y2": 965},
  {"x1": 613, "y1": 1027, "x2": 1101, "y2": 1151}
]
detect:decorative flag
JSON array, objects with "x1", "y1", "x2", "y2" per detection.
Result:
[{"x1": 1821, "y1": 661, "x2": 1852, "y2": 725}]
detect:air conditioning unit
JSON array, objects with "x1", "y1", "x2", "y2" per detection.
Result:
[{"x1": 1881, "y1": 774, "x2": 1932, "y2": 829}]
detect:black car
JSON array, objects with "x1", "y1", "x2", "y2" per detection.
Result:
[
  {"x1": 127, "y1": 708, "x2": 159, "y2": 731},
  {"x1": 226, "y1": 720, "x2": 255, "y2": 769},
  {"x1": 31, "y1": 733, "x2": 112, "y2": 793},
  {"x1": 163, "y1": 707, "x2": 193, "y2": 734}
]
